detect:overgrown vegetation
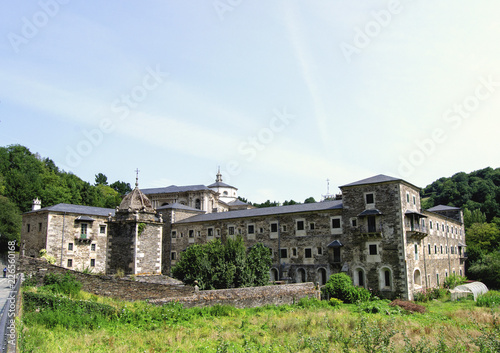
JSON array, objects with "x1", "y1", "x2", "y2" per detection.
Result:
[
  {"x1": 322, "y1": 273, "x2": 371, "y2": 303},
  {"x1": 20, "y1": 276, "x2": 500, "y2": 352},
  {"x1": 171, "y1": 236, "x2": 272, "y2": 289}
]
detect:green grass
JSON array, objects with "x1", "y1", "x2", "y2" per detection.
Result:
[{"x1": 19, "y1": 290, "x2": 500, "y2": 353}]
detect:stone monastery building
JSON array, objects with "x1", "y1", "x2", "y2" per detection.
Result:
[{"x1": 21, "y1": 173, "x2": 467, "y2": 300}]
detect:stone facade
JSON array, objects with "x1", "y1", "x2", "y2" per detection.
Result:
[{"x1": 21, "y1": 173, "x2": 466, "y2": 301}]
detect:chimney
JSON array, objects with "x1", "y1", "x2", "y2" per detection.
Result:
[{"x1": 32, "y1": 198, "x2": 41, "y2": 211}]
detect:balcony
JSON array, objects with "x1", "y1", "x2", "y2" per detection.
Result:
[
  {"x1": 405, "y1": 224, "x2": 428, "y2": 240},
  {"x1": 354, "y1": 225, "x2": 383, "y2": 237},
  {"x1": 76, "y1": 233, "x2": 92, "y2": 242}
]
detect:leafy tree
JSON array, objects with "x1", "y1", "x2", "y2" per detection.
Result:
[
  {"x1": 95, "y1": 173, "x2": 108, "y2": 186},
  {"x1": 282, "y1": 200, "x2": 298, "y2": 206},
  {"x1": 110, "y1": 181, "x2": 132, "y2": 195},
  {"x1": 467, "y1": 251, "x2": 500, "y2": 289},
  {"x1": 321, "y1": 273, "x2": 371, "y2": 303},
  {"x1": 464, "y1": 208, "x2": 487, "y2": 228},
  {"x1": 0, "y1": 196, "x2": 21, "y2": 250},
  {"x1": 253, "y1": 200, "x2": 280, "y2": 208},
  {"x1": 304, "y1": 197, "x2": 316, "y2": 204},
  {"x1": 466, "y1": 222, "x2": 500, "y2": 249},
  {"x1": 172, "y1": 237, "x2": 272, "y2": 290}
]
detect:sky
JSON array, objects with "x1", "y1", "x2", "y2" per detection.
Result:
[{"x1": 1, "y1": 1, "x2": 499, "y2": 204}]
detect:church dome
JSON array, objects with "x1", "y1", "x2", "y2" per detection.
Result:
[{"x1": 118, "y1": 186, "x2": 154, "y2": 213}]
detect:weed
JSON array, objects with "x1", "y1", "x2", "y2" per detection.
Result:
[{"x1": 477, "y1": 290, "x2": 500, "y2": 308}]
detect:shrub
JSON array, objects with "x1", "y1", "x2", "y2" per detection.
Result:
[
  {"x1": 477, "y1": 290, "x2": 500, "y2": 308},
  {"x1": 443, "y1": 274, "x2": 467, "y2": 289},
  {"x1": 322, "y1": 273, "x2": 371, "y2": 304},
  {"x1": 42, "y1": 272, "x2": 82, "y2": 297},
  {"x1": 329, "y1": 297, "x2": 343, "y2": 308}
]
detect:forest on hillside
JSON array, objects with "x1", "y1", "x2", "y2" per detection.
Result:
[{"x1": 0, "y1": 145, "x2": 131, "y2": 249}]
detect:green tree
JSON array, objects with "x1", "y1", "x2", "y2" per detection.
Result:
[
  {"x1": 95, "y1": 173, "x2": 108, "y2": 186},
  {"x1": 304, "y1": 197, "x2": 316, "y2": 204},
  {"x1": 464, "y1": 208, "x2": 487, "y2": 228},
  {"x1": 246, "y1": 244, "x2": 272, "y2": 286},
  {"x1": 466, "y1": 222, "x2": 500, "y2": 249},
  {"x1": 467, "y1": 251, "x2": 500, "y2": 289},
  {"x1": 0, "y1": 196, "x2": 22, "y2": 251},
  {"x1": 110, "y1": 181, "x2": 132, "y2": 195}
]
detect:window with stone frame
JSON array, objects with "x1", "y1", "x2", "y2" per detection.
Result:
[
  {"x1": 296, "y1": 220, "x2": 305, "y2": 231},
  {"x1": 228, "y1": 226, "x2": 235, "y2": 235},
  {"x1": 171, "y1": 231, "x2": 177, "y2": 238},
  {"x1": 90, "y1": 259, "x2": 95, "y2": 267},
  {"x1": 38, "y1": 223, "x2": 42, "y2": 232},
  {"x1": 270, "y1": 222, "x2": 278, "y2": 233},
  {"x1": 280, "y1": 248, "x2": 288, "y2": 258},
  {"x1": 68, "y1": 243, "x2": 73, "y2": 251},
  {"x1": 317, "y1": 246, "x2": 323, "y2": 255},
  {"x1": 309, "y1": 222, "x2": 315, "y2": 230},
  {"x1": 369, "y1": 244, "x2": 378, "y2": 255},
  {"x1": 291, "y1": 247, "x2": 297, "y2": 257},
  {"x1": 91, "y1": 243, "x2": 96, "y2": 251},
  {"x1": 247, "y1": 224, "x2": 255, "y2": 234},
  {"x1": 100, "y1": 225, "x2": 106, "y2": 234},
  {"x1": 365, "y1": 193, "x2": 375, "y2": 205},
  {"x1": 189, "y1": 230, "x2": 194, "y2": 238},
  {"x1": 304, "y1": 248, "x2": 312, "y2": 258},
  {"x1": 27, "y1": 224, "x2": 30, "y2": 233},
  {"x1": 207, "y1": 227, "x2": 214, "y2": 237},
  {"x1": 67, "y1": 259, "x2": 73, "y2": 267},
  {"x1": 331, "y1": 217, "x2": 341, "y2": 229},
  {"x1": 171, "y1": 252, "x2": 176, "y2": 260},
  {"x1": 351, "y1": 218, "x2": 358, "y2": 227},
  {"x1": 81, "y1": 223, "x2": 88, "y2": 236}
]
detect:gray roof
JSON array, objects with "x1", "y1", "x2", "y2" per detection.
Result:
[
  {"x1": 141, "y1": 184, "x2": 211, "y2": 195},
  {"x1": 26, "y1": 203, "x2": 115, "y2": 217},
  {"x1": 358, "y1": 209, "x2": 383, "y2": 217},
  {"x1": 156, "y1": 203, "x2": 205, "y2": 212},
  {"x1": 208, "y1": 181, "x2": 237, "y2": 189},
  {"x1": 427, "y1": 205, "x2": 461, "y2": 212},
  {"x1": 340, "y1": 174, "x2": 403, "y2": 188},
  {"x1": 176, "y1": 200, "x2": 343, "y2": 224},
  {"x1": 227, "y1": 199, "x2": 250, "y2": 206}
]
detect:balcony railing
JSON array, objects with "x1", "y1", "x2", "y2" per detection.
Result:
[
  {"x1": 405, "y1": 224, "x2": 428, "y2": 239},
  {"x1": 354, "y1": 225, "x2": 383, "y2": 236},
  {"x1": 76, "y1": 233, "x2": 92, "y2": 242}
]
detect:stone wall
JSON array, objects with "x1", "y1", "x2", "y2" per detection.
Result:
[{"x1": 18, "y1": 257, "x2": 319, "y2": 308}]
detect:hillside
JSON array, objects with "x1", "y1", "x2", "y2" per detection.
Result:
[{"x1": 0, "y1": 144, "x2": 130, "y2": 248}]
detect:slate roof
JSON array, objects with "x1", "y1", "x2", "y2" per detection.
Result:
[
  {"x1": 156, "y1": 203, "x2": 205, "y2": 212},
  {"x1": 175, "y1": 200, "x2": 343, "y2": 224},
  {"x1": 25, "y1": 204, "x2": 115, "y2": 217},
  {"x1": 340, "y1": 174, "x2": 403, "y2": 188},
  {"x1": 426, "y1": 205, "x2": 461, "y2": 212},
  {"x1": 119, "y1": 187, "x2": 154, "y2": 212},
  {"x1": 141, "y1": 185, "x2": 211, "y2": 195},
  {"x1": 227, "y1": 199, "x2": 250, "y2": 206},
  {"x1": 208, "y1": 181, "x2": 237, "y2": 189}
]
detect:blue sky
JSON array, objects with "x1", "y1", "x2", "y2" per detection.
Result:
[{"x1": 1, "y1": 1, "x2": 499, "y2": 203}]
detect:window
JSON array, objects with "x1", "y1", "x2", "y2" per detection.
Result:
[
  {"x1": 207, "y1": 228, "x2": 214, "y2": 237},
  {"x1": 189, "y1": 230, "x2": 194, "y2": 238},
  {"x1": 296, "y1": 220, "x2": 305, "y2": 231},
  {"x1": 228, "y1": 226, "x2": 235, "y2": 236},
  {"x1": 435, "y1": 245, "x2": 437, "y2": 254},
  {"x1": 367, "y1": 216, "x2": 376, "y2": 232},
  {"x1": 332, "y1": 218, "x2": 341, "y2": 228},
  {"x1": 216, "y1": 229, "x2": 221, "y2": 237},
  {"x1": 428, "y1": 244, "x2": 431, "y2": 255},
  {"x1": 292, "y1": 248, "x2": 297, "y2": 257},
  {"x1": 317, "y1": 247, "x2": 323, "y2": 255},
  {"x1": 383, "y1": 269, "x2": 391, "y2": 287},
  {"x1": 406, "y1": 193, "x2": 410, "y2": 203},
  {"x1": 171, "y1": 252, "x2": 176, "y2": 260},
  {"x1": 100, "y1": 225, "x2": 106, "y2": 234},
  {"x1": 67, "y1": 259, "x2": 73, "y2": 267},
  {"x1": 270, "y1": 222, "x2": 278, "y2": 233},
  {"x1": 440, "y1": 245, "x2": 443, "y2": 254},
  {"x1": 365, "y1": 193, "x2": 374, "y2": 204},
  {"x1": 442, "y1": 224, "x2": 445, "y2": 231},
  {"x1": 351, "y1": 218, "x2": 358, "y2": 227},
  {"x1": 430, "y1": 220, "x2": 433, "y2": 229},
  {"x1": 91, "y1": 243, "x2": 96, "y2": 251},
  {"x1": 68, "y1": 243, "x2": 73, "y2": 251},
  {"x1": 413, "y1": 195, "x2": 416, "y2": 205},
  {"x1": 282, "y1": 225, "x2": 287, "y2": 232},
  {"x1": 197, "y1": 231, "x2": 201, "y2": 237},
  {"x1": 436, "y1": 273, "x2": 440, "y2": 285},
  {"x1": 81, "y1": 223, "x2": 88, "y2": 235},
  {"x1": 369, "y1": 244, "x2": 377, "y2": 255},
  {"x1": 333, "y1": 247, "x2": 341, "y2": 262},
  {"x1": 305, "y1": 248, "x2": 312, "y2": 258},
  {"x1": 248, "y1": 224, "x2": 255, "y2": 234},
  {"x1": 280, "y1": 248, "x2": 288, "y2": 258},
  {"x1": 357, "y1": 269, "x2": 365, "y2": 287},
  {"x1": 38, "y1": 223, "x2": 42, "y2": 232},
  {"x1": 414, "y1": 244, "x2": 419, "y2": 260},
  {"x1": 27, "y1": 224, "x2": 30, "y2": 232},
  {"x1": 259, "y1": 227, "x2": 264, "y2": 233},
  {"x1": 171, "y1": 231, "x2": 177, "y2": 238},
  {"x1": 309, "y1": 222, "x2": 315, "y2": 230},
  {"x1": 90, "y1": 259, "x2": 95, "y2": 267}
]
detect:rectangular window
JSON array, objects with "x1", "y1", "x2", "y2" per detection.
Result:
[
  {"x1": 171, "y1": 252, "x2": 176, "y2": 260},
  {"x1": 436, "y1": 273, "x2": 440, "y2": 285},
  {"x1": 259, "y1": 227, "x2": 264, "y2": 233},
  {"x1": 216, "y1": 229, "x2": 221, "y2": 237},
  {"x1": 189, "y1": 230, "x2": 194, "y2": 238},
  {"x1": 331, "y1": 218, "x2": 341, "y2": 229},
  {"x1": 270, "y1": 222, "x2": 278, "y2": 233},
  {"x1": 27, "y1": 224, "x2": 30, "y2": 233},
  {"x1": 171, "y1": 231, "x2": 177, "y2": 238},
  {"x1": 81, "y1": 223, "x2": 88, "y2": 235},
  {"x1": 333, "y1": 247, "x2": 341, "y2": 262},
  {"x1": 67, "y1": 259, "x2": 73, "y2": 267},
  {"x1": 292, "y1": 248, "x2": 297, "y2": 257},
  {"x1": 296, "y1": 220, "x2": 304, "y2": 231},
  {"x1": 197, "y1": 231, "x2": 201, "y2": 237},
  {"x1": 428, "y1": 244, "x2": 431, "y2": 255},
  {"x1": 207, "y1": 228, "x2": 213, "y2": 237},
  {"x1": 351, "y1": 218, "x2": 358, "y2": 227},
  {"x1": 280, "y1": 248, "x2": 288, "y2": 258},
  {"x1": 228, "y1": 226, "x2": 235, "y2": 235},
  {"x1": 406, "y1": 193, "x2": 410, "y2": 203},
  {"x1": 38, "y1": 223, "x2": 42, "y2": 232},
  {"x1": 282, "y1": 225, "x2": 287, "y2": 232},
  {"x1": 430, "y1": 220, "x2": 433, "y2": 229},
  {"x1": 68, "y1": 243, "x2": 73, "y2": 251},
  {"x1": 413, "y1": 195, "x2": 416, "y2": 205},
  {"x1": 435, "y1": 245, "x2": 437, "y2": 254},
  {"x1": 414, "y1": 244, "x2": 419, "y2": 260},
  {"x1": 305, "y1": 248, "x2": 312, "y2": 258},
  {"x1": 90, "y1": 259, "x2": 95, "y2": 267},
  {"x1": 317, "y1": 247, "x2": 323, "y2": 255},
  {"x1": 369, "y1": 244, "x2": 377, "y2": 255},
  {"x1": 248, "y1": 224, "x2": 255, "y2": 234},
  {"x1": 367, "y1": 216, "x2": 377, "y2": 232},
  {"x1": 441, "y1": 245, "x2": 443, "y2": 254},
  {"x1": 100, "y1": 225, "x2": 106, "y2": 234},
  {"x1": 309, "y1": 222, "x2": 315, "y2": 230},
  {"x1": 91, "y1": 243, "x2": 96, "y2": 251},
  {"x1": 365, "y1": 193, "x2": 374, "y2": 204}
]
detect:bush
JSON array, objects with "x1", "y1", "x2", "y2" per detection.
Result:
[
  {"x1": 477, "y1": 290, "x2": 500, "y2": 308},
  {"x1": 414, "y1": 287, "x2": 449, "y2": 302},
  {"x1": 329, "y1": 298, "x2": 343, "y2": 308},
  {"x1": 322, "y1": 273, "x2": 371, "y2": 304},
  {"x1": 443, "y1": 274, "x2": 467, "y2": 289},
  {"x1": 42, "y1": 272, "x2": 82, "y2": 297}
]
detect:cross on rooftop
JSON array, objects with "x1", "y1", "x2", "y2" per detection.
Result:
[{"x1": 135, "y1": 168, "x2": 140, "y2": 187}]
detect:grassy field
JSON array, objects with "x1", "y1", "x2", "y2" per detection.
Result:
[{"x1": 18, "y1": 284, "x2": 500, "y2": 353}]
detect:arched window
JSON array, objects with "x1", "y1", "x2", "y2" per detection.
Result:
[
  {"x1": 353, "y1": 268, "x2": 365, "y2": 287},
  {"x1": 270, "y1": 268, "x2": 279, "y2": 282},
  {"x1": 296, "y1": 268, "x2": 306, "y2": 283},
  {"x1": 414, "y1": 269, "x2": 421, "y2": 286},
  {"x1": 380, "y1": 267, "x2": 392, "y2": 290}
]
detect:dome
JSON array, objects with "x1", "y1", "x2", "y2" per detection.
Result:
[{"x1": 118, "y1": 186, "x2": 154, "y2": 213}]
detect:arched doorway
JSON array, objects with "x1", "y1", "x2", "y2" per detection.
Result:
[
  {"x1": 296, "y1": 268, "x2": 306, "y2": 283},
  {"x1": 270, "y1": 268, "x2": 279, "y2": 282},
  {"x1": 317, "y1": 268, "x2": 327, "y2": 285}
]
